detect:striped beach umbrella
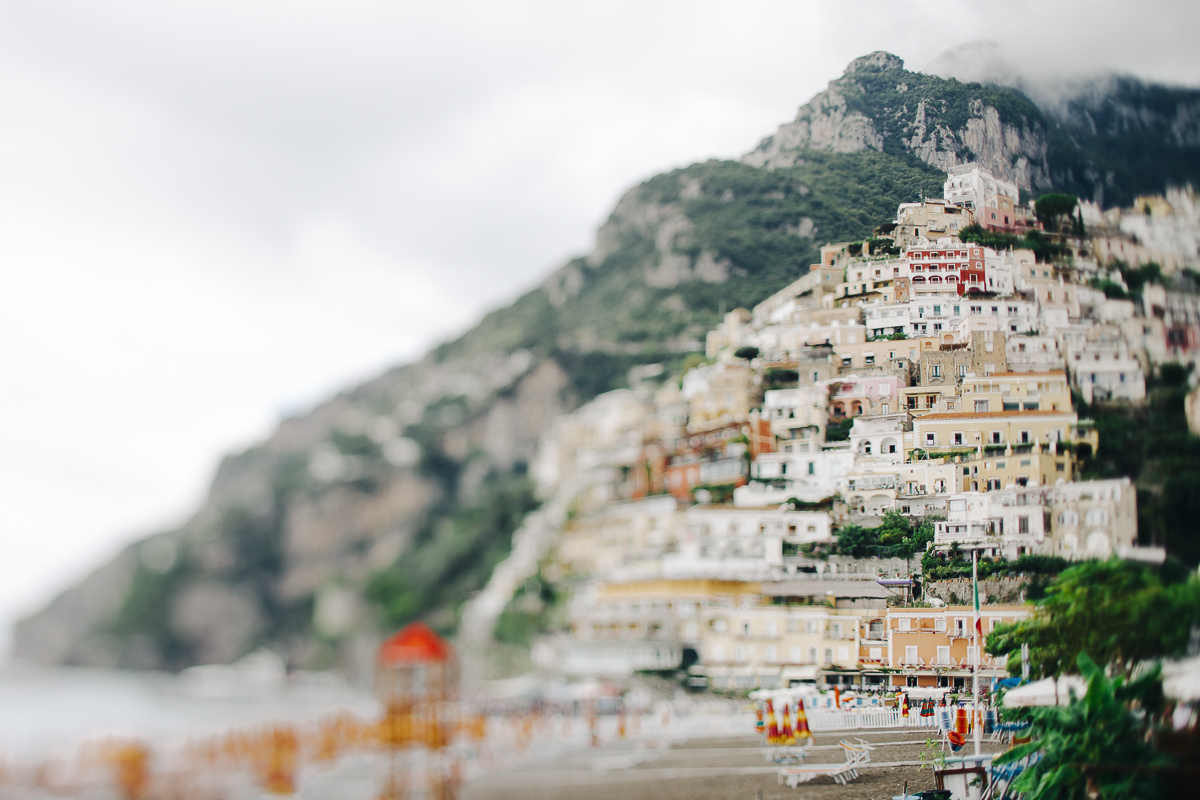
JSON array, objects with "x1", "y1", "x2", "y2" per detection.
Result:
[
  {"x1": 779, "y1": 702, "x2": 794, "y2": 744},
  {"x1": 765, "y1": 699, "x2": 779, "y2": 745},
  {"x1": 794, "y1": 698, "x2": 814, "y2": 743}
]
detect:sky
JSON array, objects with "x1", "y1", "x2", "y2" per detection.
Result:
[{"x1": 2, "y1": 0, "x2": 1198, "y2": 655}]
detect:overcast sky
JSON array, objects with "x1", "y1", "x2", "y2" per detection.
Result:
[{"x1": 2, "y1": 0, "x2": 1197, "y2": 655}]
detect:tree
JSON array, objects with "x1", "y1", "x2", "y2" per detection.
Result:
[
  {"x1": 994, "y1": 653, "x2": 1175, "y2": 799},
  {"x1": 733, "y1": 345, "x2": 759, "y2": 361},
  {"x1": 1034, "y1": 193, "x2": 1079, "y2": 232},
  {"x1": 986, "y1": 559, "x2": 1200, "y2": 678}
]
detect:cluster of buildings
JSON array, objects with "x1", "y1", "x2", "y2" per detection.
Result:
[{"x1": 529, "y1": 164, "x2": 1192, "y2": 692}]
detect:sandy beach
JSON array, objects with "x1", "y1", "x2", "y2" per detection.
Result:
[{"x1": 463, "y1": 729, "x2": 1007, "y2": 800}]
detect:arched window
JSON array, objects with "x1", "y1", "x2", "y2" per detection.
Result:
[
  {"x1": 824, "y1": 647, "x2": 834, "y2": 664},
  {"x1": 1085, "y1": 509, "x2": 1108, "y2": 526}
]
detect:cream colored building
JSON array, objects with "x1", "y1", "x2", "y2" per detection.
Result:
[
  {"x1": 1046, "y1": 478, "x2": 1142, "y2": 560},
  {"x1": 682, "y1": 361, "x2": 758, "y2": 431},
  {"x1": 700, "y1": 580, "x2": 894, "y2": 690},
  {"x1": 555, "y1": 495, "x2": 684, "y2": 579},
  {"x1": 892, "y1": 199, "x2": 973, "y2": 246}
]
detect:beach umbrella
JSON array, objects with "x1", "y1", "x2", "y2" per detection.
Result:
[
  {"x1": 764, "y1": 699, "x2": 779, "y2": 745},
  {"x1": 794, "y1": 698, "x2": 814, "y2": 744}
]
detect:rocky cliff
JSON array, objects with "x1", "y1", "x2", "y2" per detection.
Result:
[
  {"x1": 745, "y1": 51, "x2": 1200, "y2": 208},
  {"x1": 16, "y1": 51, "x2": 1200, "y2": 673}
]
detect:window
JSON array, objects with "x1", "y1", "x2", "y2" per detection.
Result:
[
  {"x1": 765, "y1": 620, "x2": 777, "y2": 637},
  {"x1": 832, "y1": 622, "x2": 842, "y2": 637},
  {"x1": 881, "y1": 403, "x2": 889, "y2": 414},
  {"x1": 904, "y1": 645, "x2": 919, "y2": 664},
  {"x1": 990, "y1": 431, "x2": 1002, "y2": 444},
  {"x1": 975, "y1": 400, "x2": 990, "y2": 412},
  {"x1": 907, "y1": 675, "x2": 919, "y2": 687},
  {"x1": 931, "y1": 365, "x2": 942, "y2": 378},
  {"x1": 824, "y1": 647, "x2": 834, "y2": 663},
  {"x1": 956, "y1": 364, "x2": 967, "y2": 377},
  {"x1": 937, "y1": 646, "x2": 950, "y2": 665},
  {"x1": 925, "y1": 433, "x2": 937, "y2": 446},
  {"x1": 808, "y1": 646, "x2": 818, "y2": 663},
  {"x1": 1019, "y1": 516, "x2": 1030, "y2": 534},
  {"x1": 986, "y1": 478, "x2": 1001, "y2": 490},
  {"x1": 899, "y1": 617, "x2": 911, "y2": 631},
  {"x1": 934, "y1": 617, "x2": 946, "y2": 632},
  {"x1": 869, "y1": 647, "x2": 883, "y2": 659},
  {"x1": 955, "y1": 618, "x2": 965, "y2": 636},
  {"x1": 807, "y1": 461, "x2": 815, "y2": 475},
  {"x1": 765, "y1": 645, "x2": 777, "y2": 662},
  {"x1": 953, "y1": 432, "x2": 964, "y2": 445},
  {"x1": 1020, "y1": 430, "x2": 1031, "y2": 444},
  {"x1": 967, "y1": 646, "x2": 979, "y2": 666}
]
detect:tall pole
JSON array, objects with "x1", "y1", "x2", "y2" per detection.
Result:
[{"x1": 972, "y1": 548, "x2": 982, "y2": 756}]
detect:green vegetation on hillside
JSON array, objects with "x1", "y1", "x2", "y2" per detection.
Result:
[
  {"x1": 833, "y1": 511, "x2": 934, "y2": 559},
  {"x1": 1077, "y1": 367, "x2": 1200, "y2": 565},
  {"x1": 435, "y1": 150, "x2": 945, "y2": 401},
  {"x1": 366, "y1": 472, "x2": 538, "y2": 635}
]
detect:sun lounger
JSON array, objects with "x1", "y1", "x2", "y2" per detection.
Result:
[{"x1": 777, "y1": 740, "x2": 871, "y2": 787}]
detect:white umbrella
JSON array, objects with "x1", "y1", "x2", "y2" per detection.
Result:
[
  {"x1": 1002, "y1": 676, "x2": 1088, "y2": 707},
  {"x1": 1161, "y1": 654, "x2": 1200, "y2": 703}
]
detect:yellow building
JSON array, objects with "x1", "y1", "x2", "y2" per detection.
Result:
[
  {"x1": 911, "y1": 410, "x2": 1091, "y2": 458},
  {"x1": 959, "y1": 371, "x2": 1072, "y2": 414},
  {"x1": 955, "y1": 450, "x2": 1074, "y2": 492}
]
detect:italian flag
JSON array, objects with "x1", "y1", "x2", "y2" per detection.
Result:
[{"x1": 974, "y1": 572, "x2": 982, "y2": 637}]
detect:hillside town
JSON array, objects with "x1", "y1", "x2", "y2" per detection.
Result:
[{"x1": 521, "y1": 163, "x2": 1199, "y2": 695}]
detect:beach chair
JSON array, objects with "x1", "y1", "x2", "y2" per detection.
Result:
[{"x1": 777, "y1": 740, "x2": 871, "y2": 787}]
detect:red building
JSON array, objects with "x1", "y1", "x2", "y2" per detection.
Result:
[{"x1": 904, "y1": 243, "x2": 986, "y2": 296}]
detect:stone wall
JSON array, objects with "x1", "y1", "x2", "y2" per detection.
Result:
[{"x1": 925, "y1": 576, "x2": 1027, "y2": 605}]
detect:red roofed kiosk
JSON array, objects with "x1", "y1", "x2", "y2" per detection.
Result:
[{"x1": 375, "y1": 623, "x2": 461, "y2": 800}]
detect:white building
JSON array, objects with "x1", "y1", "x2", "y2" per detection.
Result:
[
  {"x1": 1006, "y1": 335, "x2": 1065, "y2": 373},
  {"x1": 933, "y1": 488, "x2": 1049, "y2": 559},
  {"x1": 739, "y1": 446, "x2": 856, "y2": 506},
  {"x1": 663, "y1": 505, "x2": 835, "y2": 579},
  {"x1": 1062, "y1": 326, "x2": 1147, "y2": 404},
  {"x1": 848, "y1": 413, "x2": 909, "y2": 463},
  {"x1": 944, "y1": 163, "x2": 1020, "y2": 215}
]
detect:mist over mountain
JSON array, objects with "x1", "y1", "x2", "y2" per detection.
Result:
[{"x1": 15, "y1": 51, "x2": 1200, "y2": 674}]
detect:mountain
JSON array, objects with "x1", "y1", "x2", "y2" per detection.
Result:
[{"x1": 15, "y1": 52, "x2": 1200, "y2": 673}]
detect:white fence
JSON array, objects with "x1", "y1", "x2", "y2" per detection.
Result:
[{"x1": 649, "y1": 707, "x2": 937, "y2": 739}]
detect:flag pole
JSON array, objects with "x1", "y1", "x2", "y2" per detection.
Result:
[{"x1": 972, "y1": 547, "x2": 981, "y2": 756}]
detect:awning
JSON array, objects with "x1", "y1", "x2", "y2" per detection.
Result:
[{"x1": 781, "y1": 666, "x2": 819, "y2": 681}]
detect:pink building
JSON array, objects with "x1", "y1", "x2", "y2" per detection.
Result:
[{"x1": 827, "y1": 375, "x2": 904, "y2": 418}]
